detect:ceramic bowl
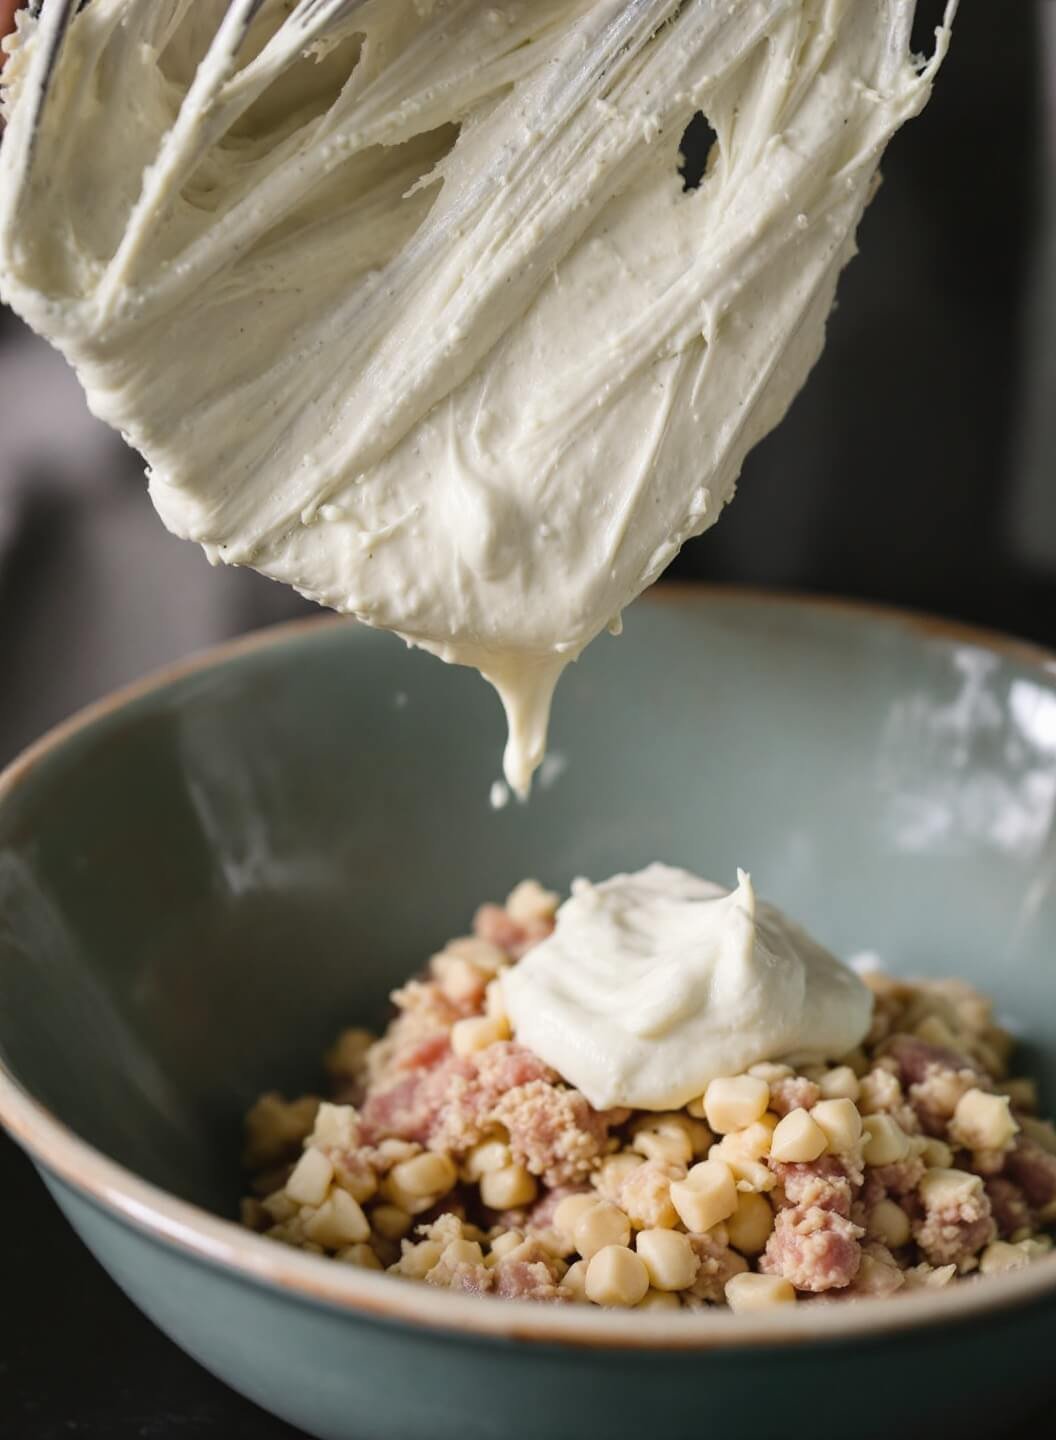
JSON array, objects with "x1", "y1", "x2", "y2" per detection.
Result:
[{"x1": 1, "y1": 589, "x2": 1054, "y2": 1440}]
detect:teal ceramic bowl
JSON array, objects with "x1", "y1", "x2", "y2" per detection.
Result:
[{"x1": 1, "y1": 589, "x2": 1055, "y2": 1440}]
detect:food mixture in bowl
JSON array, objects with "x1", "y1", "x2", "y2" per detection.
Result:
[{"x1": 241, "y1": 871, "x2": 1056, "y2": 1312}]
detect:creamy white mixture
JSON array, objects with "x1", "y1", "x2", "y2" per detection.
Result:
[
  {"x1": 503, "y1": 863, "x2": 873, "y2": 1110},
  {"x1": 0, "y1": 0, "x2": 954, "y2": 794}
]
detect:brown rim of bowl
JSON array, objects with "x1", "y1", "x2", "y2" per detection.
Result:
[{"x1": 0, "y1": 585, "x2": 1054, "y2": 1351}]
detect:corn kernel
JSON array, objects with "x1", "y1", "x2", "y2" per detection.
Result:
[
  {"x1": 484, "y1": 979, "x2": 508, "y2": 1022},
  {"x1": 574, "y1": 1201, "x2": 631, "y2": 1260},
  {"x1": 451, "y1": 1014, "x2": 510, "y2": 1056},
  {"x1": 811, "y1": 1098, "x2": 863, "y2": 1155},
  {"x1": 463, "y1": 1137, "x2": 512, "y2": 1181},
  {"x1": 817, "y1": 1066, "x2": 861, "y2": 1102},
  {"x1": 635, "y1": 1229, "x2": 699, "y2": 1291},
  {"x1": 949, "y1": 1088, "x2": 1019, "y2": 1153},
  {"x1": 770, "y1": 1109, "x2": 827, "y2": 1164},
  {"x1": 303, "y1": 1189, "x2": 370, "y2": 1248},
  {"x1": 396, "y1": 1239, "x2": 444, "y2": 1279},
  {"x1": 261, "y1": 1189, "x2": 299, "y2": 1224},
  {"x1": 371, "y1": 1204, "x2": 412, "y2": 1241},
  {"x1": 708, "y1": 1139, "x2": 775, "y2": 1193},
  {"x1": 443, "y1": 1238, "x2": 485, "y2": 1268},
  {"x1": 725, "y1": 1272, "x2": 795, "y2": 1313},
  {"x1": 726, "y1": 1118, "x2": 776, "y2": 1161},
  {"x1": 669, "y1": 1160, "x2": 738, "y2": 1233},
  {"x1": 631, "y1": 1127, "x2": 693, "y2": 1167},
  {"x1": 705, "y1": 1075, "x2": 771, "y2": 1133},
  {"x1": 309, "y1": 1103, "x2": 360, "y2": 1151},
  {"x1": 480, "y1": 1163, "x2": 537, "y2": 1211},
  {"x1": 285, "y1": 1147, "x2": 334, "y2": 1207},
  {"x1": 747, "y1": 1062, "x2": 794, "y2": 1084},
  {"x1": 390, "y1": 1151, "x2": 457, "y2": 1201},
  {"x1": 867, "y1": 1198, "x2": 911, "y2": 1248},
  {"x1": 335, "y1": 1242, "x2": 383, "y2": 1270},
  {"x1": 862, "y1": 1113, "x2": 910, "y2": 1166},
  {"x1": 554, "y1": 1193, "x2": 600, "y2": 1237},
  {"x1": 444, "y1": 936, "x2": 507, "y2": 973},
  {"x1": 726, "y1": 1191, "x2": 774, "y2": 1256},
  {"x1": 919, "y1": 1167, "x2": 984, "y2": 1208},
  {"x1": 637, "y1": 1288, "x2": 681, "y2": 1311},
  {"x1": 585, "y1": 1245, "x2": 650, "y2": 1307},
  {"x1": 431, "y1": 953, "x2": 487, "y2": 1005},
  {"x1": 979, "y1": 1241, "x2": 1030, "y2": 1277},
  {"x1": 562, "y1": 1258, "x2": 589, "y2": 1300},
  {"x1": 920, "y1": 1137, "x2": 954, "y2": 1169}
]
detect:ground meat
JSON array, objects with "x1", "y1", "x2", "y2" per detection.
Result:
[
  {"x1": 909, "y1": 1064, "x2": 985, "y2": 1137},
  {"x1": 770, "y1": 1155, "x2": 863, "y2": 1218},
  {"x1": 494, "y1": 1244, "x2": 567, "y2": 1301},
  {"x1": 473, "y1": 904, "x2": 554, "y2": 960},
  {"x1": 616, "y1": 1160, "x2": 683, "y2": 1229},
  {"x1": 491, "y1": 1080, "x2": 613, "y2": 1185},
  {"x1": 362, "y1": 1041, "x2": 555, "y2": 1152},
  {"x1": 985, "y1": 1176, "x2": 1034, "y2": 1238},
  {"x1": 914, "y1": 1182, "x2": 996, "y2": 1268},
  {"x1": 366, "y1": 979, "x2": 462, "y2": 1085},
  {"x1": 1004, "y1": 1138, "x2": 1056, "y2": 1218},
  {"x1": 686, "y1": 1232, "x2": 748, "y2": 1302},
  {"x1": 768, "y1": 1077, "x2": 821, "y2": 1117},
  {"x1": 760, "y1": 1207, "x2": 863, "y2": 1292},
  {"x1": 884, "y1": 1034, "x2": 981, "y2": 1086},
  {"x1": 521, "y1": 1184, "x2": 590, "y2": 1234},
  {"x1": 840, "y1": 1242, "x2": 906, "y2": 1298},
  {"x1": 860, "y1": 1155, "x2": 926, "y2": 1209},
  {"x1": 425, "y1": 1254, "x2": 493, "y2": 1295}
]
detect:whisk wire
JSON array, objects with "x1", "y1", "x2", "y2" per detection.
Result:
[{"x1": 1, "y1": 0, "x2": 79, "y2": 223}]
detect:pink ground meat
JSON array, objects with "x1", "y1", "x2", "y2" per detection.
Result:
[
  {"x1": 760, "y1": 1207, "x2": 863, "y2": 1292},
  {"x1": 771, "y1": 1155, "x2": 864, "y2": 1218},
  {"x1": 768, "y1": 1077, "x2": 821, "y2": 1117}
]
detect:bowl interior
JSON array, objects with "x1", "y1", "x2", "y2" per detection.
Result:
[{"x1": 1, "y1": 591, "x2": 1055, "y2": 1217}]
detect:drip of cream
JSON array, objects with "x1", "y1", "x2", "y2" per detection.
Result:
[
  {"x1": 0, "y1": 1, "x2": 955, "y2": 794},
  {"x1": 502, "y1": 863, "x2": 873, "y2": 1111}
]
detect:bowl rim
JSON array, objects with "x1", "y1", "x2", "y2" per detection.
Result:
[{"x1": 1, "y1": 584, "x2": 1055, "y2": 1351}]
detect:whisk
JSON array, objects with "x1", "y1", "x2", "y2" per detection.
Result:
[{"x1": 4, "y1": 1, "x2": 368, "y2": 228}]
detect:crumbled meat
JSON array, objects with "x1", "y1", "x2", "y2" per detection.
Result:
[
  {"x1": 760, "y1": 1207, "x2": 863, "y2": 1292},
  {"x1": 909, "y1": 1064, "x2": 985, "y2": 1136},
  {"x1": 1004, "y1": 1138, "x2": 1056, "y2": 1219},
  {"x1": 491, "y1": 1080, "x2": 614, "y2": 1185},
  {"x1": 914, "y1": 1182, "x2": 996, "y2": 1268},
  {"x1": 686, "y1": 1231, "x2": 749, "y2": 1302},
  {"x1": 770, "y1": 1155, "x2": 864, "y2": 1219},
  {"x1": 885, "y1": 1034, "x2": 981, "y2": 1087},
  {"x1": 611, "y1": 1160, "x2": 683, "y2": 1229},
  {"x1": 473, "y1": 903, "x2": 554, "y2": 960},
  {"x1": 768, "y1": 1077, "x2": 821, "y2": 1117},
  {"x1": 494, "y1": 1243, "x2": 567, "y2": 1301},
  {"x1": 860, "y1": 1155, "x2": 926, "y2": 1208},
  {"x1": 985, "y1": 1175, "x2": 1034, "y2": 1238}
]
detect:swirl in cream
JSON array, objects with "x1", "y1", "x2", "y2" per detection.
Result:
[{"x1": 502, "y1": 863, "x2": 873, "y2": 1110}]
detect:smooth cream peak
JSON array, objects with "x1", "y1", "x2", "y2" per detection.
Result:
[{"x1": 502, "y1": 863, "x2": 874, "y2": 1111}]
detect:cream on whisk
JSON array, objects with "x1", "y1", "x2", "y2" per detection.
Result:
[
  {"x1": 0, "y1": 2, "x2": 955, "y2": 794},
  {"x1": 502, "y1": 864, "x2": 873, "y2": 1111}
]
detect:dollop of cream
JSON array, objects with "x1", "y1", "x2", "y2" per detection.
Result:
[
  {"x1": 502, "y1": 863, "x2": 873, "y2": 1111},
  {"x1": 0, "y1": 2, "x2": 955, "y2": 794}
]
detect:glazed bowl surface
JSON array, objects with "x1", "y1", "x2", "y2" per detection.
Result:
[{"x1": 1, "y1": 588, "x2": 1054, "y2": 1440}]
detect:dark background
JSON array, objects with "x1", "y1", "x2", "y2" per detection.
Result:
[{"x1": 2, "y1": 2, "x2": 1054, "y2": 1436}]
